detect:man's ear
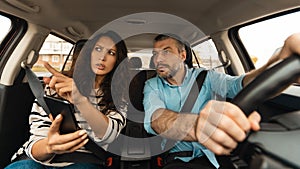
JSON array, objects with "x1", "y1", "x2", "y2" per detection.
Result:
[{"x1": 180, "y1": 49, "x2": 187, "y2": 61}]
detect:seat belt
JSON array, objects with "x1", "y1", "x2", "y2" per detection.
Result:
[
  {"x1": 22, "y1": 63, "x2": 110, "y2": 166},
  {"x1": 157, "y1": 69, "x2": 208, "y2": 166},
  {"x1": 24, "y1": 64, "x2": 52, "y2": 115},
  {"x1": 181, "y1": 69, "x2": 208, "y2": 113}
]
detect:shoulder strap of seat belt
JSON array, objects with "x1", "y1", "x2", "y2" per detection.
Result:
[
  {"x1": 22, "y1": 64, "x2": 108, "y2": 163},
  {"x1": 181, "y1": 69, "x2": 208, "y2": 113},
  {"x1": 163, "y1": 69, "x2": 208, "y2": 151},
  {"x1": 23, "y1": 64, "x2": 51, "y2": 115}
]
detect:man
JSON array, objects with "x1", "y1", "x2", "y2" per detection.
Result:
[{"x1": 143, "y1": 33, "x2": 300, "y2": 169}]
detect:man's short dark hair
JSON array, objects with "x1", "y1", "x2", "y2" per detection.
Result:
[{"x1": 154, "y1": 33, "x2": 193, "y2": 68}]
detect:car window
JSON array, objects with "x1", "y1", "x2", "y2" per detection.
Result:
[
  {"x1": 0, "y1": 14, "x2": 11, "y2": 43},
  {"x1": 192, "y1": 39, "x2": 225, "y2": 73},
  {"x1": 33, "y1": 34, "x2": 73, "y2": 77},
  {"x1": 239, "y1": 10, "x2": 300, "y2": 68},
  {"x1": 128, "y1": 39, "x2": 225, "y2": 73}
]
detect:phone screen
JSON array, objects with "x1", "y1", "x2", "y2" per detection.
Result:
[{"x1": 44, "y1": 96, "x2": 79, "y2": 134}]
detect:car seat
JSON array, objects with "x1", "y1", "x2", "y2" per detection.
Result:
[{"x1": 108, "y1": 56, "x2": 157, "y2": 169}]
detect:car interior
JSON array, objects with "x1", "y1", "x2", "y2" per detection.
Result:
[{"x1": 1, "y1": 0, "x2": 300, "y2": 169}]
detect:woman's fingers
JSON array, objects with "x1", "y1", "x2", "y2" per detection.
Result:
[
  {"x1": 48, "y1": 117, "x2": 89, "y2": 154},
  {"x1": 43, "y1": 62, "x2": 66, "y2": 77},
  {"x1": 44, "y1": 62, "x2": 73, "y2": 93},
  {"x1": 53, "y1": 80, "x2": 73, "y2": 96},
  {"x1": 43, "y1": 62, "x2": 88, "y2": 153},
  {"x1": 49, "y1": 132, "x2": 89, "y2": 154},
  {"x1": 48, "y1": 114, "x2": 63, "y2": 136},
  {"x1": 47, "y1": 72, "x2": 74, "y2": 101},
  {"x1": 49, "y1": 75, "x2": 72, "y2": 89}
]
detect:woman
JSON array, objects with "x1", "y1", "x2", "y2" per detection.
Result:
[{"x1": 6, "y1": 30, "x2": 129, "y2": 169}]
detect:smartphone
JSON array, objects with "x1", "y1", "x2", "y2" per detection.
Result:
[{"x1": 44, "y1": 96, "x2": 79, "y2": 134}]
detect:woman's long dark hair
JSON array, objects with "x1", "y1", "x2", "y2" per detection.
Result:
[{"x1": 73, "y1": 30, "x2": 128, "y2": 113}]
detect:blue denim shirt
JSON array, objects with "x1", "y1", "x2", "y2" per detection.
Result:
[{"x1": 143, "y1": 66, "x2": 245, "y2": 168}]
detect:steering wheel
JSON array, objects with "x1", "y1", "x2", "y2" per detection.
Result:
[
  {"x1": 232, "y1": 54, "x2": 300, "y2": 116},
  {"x1": 230, "y1": 54, "x2": 300, "y2": 168}
]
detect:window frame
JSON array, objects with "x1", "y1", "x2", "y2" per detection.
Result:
[
  {"x1": 229, "y1": 7, "x2": 300, "y2": 73},
  {"x1": 191, "y1": 38, "x2": 225, "y2": 73},
  {"x1": 0, "y1": 12, "x2": 27, "y2": 75},
  {"x1": 33, "y1": 33, "x2": 74, "y2": 77}
]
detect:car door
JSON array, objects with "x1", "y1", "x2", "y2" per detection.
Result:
[
  {"x1": 0, "y1": 12, "x2": 31, "y2": 168},
  {"x1": 0, "y1": 12, "x2": 75, "y2": 167}
]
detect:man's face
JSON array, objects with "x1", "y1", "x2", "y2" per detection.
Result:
[{"x1": 152, "y1": 38, "x2": 186, "y2": 79}]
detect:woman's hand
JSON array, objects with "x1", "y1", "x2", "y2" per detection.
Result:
[
  {"x1": 31, "y1": 114, "x2": 89, "y2": 161},
  {"x1": 46, "y1": 114, "x2": 89, "y2": 155},
  {"x1": 43, "y1": 62, "x2": 86, "y2": 103},
  {"x1": 43, "y1": 62, "x2": 73, "y2": 100}
]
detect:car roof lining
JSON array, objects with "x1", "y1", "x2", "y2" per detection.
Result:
[{"x1": 2, "y1": 0, "x2": 300, "y2": 40}]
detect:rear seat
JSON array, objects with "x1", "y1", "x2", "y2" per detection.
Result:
[{"x1": 110, "y1": 57, "x2": 157, "y2": 169}]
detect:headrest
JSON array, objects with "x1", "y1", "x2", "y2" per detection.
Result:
[
  {"x1": 62, "y1": 39, "x2": 87, "y2": 77},
  {"x1": 129, "y1": 57, "x2": 142, "y2": 68}
]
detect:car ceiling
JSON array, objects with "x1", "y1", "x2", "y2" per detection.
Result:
[{"x1": 1, "y1": 0, "x2": 300, "y2": 49}]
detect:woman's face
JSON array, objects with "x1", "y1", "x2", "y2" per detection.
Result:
[{"x1": 90, "y1": 36, "x2": 117, "y2": 76}]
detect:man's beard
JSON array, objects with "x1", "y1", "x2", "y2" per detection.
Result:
[{"x1": 157, "y1": 63, "x2": 180, "y2": 79}]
